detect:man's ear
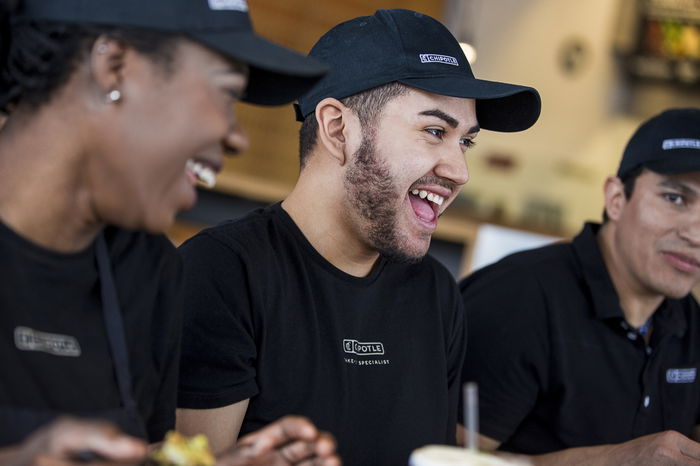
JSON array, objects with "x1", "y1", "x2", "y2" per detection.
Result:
[
  {"x1": 314, "y1": 97, "x2": 354, "y2": 166},
  {"x1": 88, "y1": 36, "x2": 128, "y2": 101},
  {"x1": 603, "y1": 175, "x2": 626, "y2": 221}
]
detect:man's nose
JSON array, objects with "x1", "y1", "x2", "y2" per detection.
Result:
[
  {"x1": 434, "y1": 145, "x2": 469, "y2": 187},
  {"x1": 678, "y1": 207, "x2": 700, "y2": 246}
]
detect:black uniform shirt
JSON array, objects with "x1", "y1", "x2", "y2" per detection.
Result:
[
  {"x1": 0, "y1": 223, "x2": 183, "y2": 444},
  {"x1": 177, "y1": 203, "x2": 466, "y2": 466},
  {"x1": 460, "y1": 223, "x2": 700, "y2": 454}
]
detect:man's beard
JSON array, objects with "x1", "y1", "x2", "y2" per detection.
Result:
[{"x1": 343, "y1": 130, "x2": 426, "y2": 264}]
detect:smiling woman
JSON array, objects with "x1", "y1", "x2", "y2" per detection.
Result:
[{"x1": 0, "y1": 0, "x2": 339, "y2": 465}]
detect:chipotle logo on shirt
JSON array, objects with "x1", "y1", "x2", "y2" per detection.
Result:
[
  {"x1": 14, "y1": 326, "x2": 81, "y2": 357},
  {"x1": 666, "y1": 368, "x2": 697, "y2": 384},
  {"x1": 342, "y1": 339, "x2": 390, "y2": 366}
]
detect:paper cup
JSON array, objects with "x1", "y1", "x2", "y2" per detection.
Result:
[{"x1": 409, "y1": 445, "x2": 528, "y2": 466}]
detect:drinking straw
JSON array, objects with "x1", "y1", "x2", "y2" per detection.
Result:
[{"x1": 463, "y1": 382, "x2": 479, "y2": 451}]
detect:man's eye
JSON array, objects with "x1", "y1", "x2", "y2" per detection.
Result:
[
  {"x1": 460, "y1": 138, "x2": 476, "y2": 149},
  {"x1": 664, "y1": 193, "x2": 685, "y2": 205},
  {"x1": 425, "y1": 128, "x2": 444, "y2": 138}
]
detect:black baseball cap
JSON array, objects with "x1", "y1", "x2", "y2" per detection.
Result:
[
  {"x1": 14, "y1": 0, "x2": 328, "y2": 106},
  {"x1": 295, "y1": 9, "x2": 541, "y2": 132},
  {"x1": 617, "y1": 108, "x2": 700, "y2": 177}
]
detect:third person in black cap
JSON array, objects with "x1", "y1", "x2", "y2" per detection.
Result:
[
  {"x1": 461, "y1": 108, "x2": 700, "y2": 464},
  {"x1": 176, "y1": 8, "x2": 540, "y2": 466}
]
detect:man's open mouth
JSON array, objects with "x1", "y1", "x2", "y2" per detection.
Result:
[{"x1": 408, "y1": 188, "x2": 444, "y2": 223}]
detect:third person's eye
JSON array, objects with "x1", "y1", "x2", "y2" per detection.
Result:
[{"x1": 663, "y1": 193, "x2": 685, "y2": 206}]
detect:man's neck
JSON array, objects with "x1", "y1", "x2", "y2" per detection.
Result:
[
  {"x1": 281, "y1": 176, "x2": 381, "y2": 278},
  {"x1": 597, "y1": 223, "x2": 664, "y2": 328}
]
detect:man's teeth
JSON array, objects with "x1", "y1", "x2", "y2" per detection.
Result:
[
  {"x1": 410, "y1": 189, "x2": 444, "y2": 206},
  {"x1": 186, "y1": 159, "x2": 217, "y2": 188}
]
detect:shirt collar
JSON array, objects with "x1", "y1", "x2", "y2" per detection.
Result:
[{"x1": 572, "y1": 222, "x2": 622, "y2": 321}]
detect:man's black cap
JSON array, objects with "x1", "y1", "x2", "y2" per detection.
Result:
[
  {"x1": 15, "y1": 0, "x2": 328, "y2": 106},
  {"x1": 618, "y1": 108, "x2": 700, "y2": 177},
  {"x1": 295, "y1": 9, "x2": 541, "y2": 132}
]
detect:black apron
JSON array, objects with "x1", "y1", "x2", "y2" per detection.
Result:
[{"x1": 0, "y1": 234, "x2": 148, "y2": 445}]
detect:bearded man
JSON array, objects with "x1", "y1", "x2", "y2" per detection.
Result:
[{"x1": 174, "y1": 9, "x2": 540, "y2": 466}]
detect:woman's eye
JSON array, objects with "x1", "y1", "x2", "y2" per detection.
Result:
[
  {"x1": 425, "y1": 128, "x2": 444, "y2": 138},
  {"x1": 225, "y1": 89, "x2": 244, "y2": 101}
]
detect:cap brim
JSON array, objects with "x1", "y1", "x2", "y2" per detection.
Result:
[
  {"x1": 644, "y1": 153, "x2": 700, "y2": 175},
  {"x1": 193, "y1": 31, "x2": 328, "y2": 106},
  {"x1": 399, "y1": 76, "x2": 541, "y2": 132}
]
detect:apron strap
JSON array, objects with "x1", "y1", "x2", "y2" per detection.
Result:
[{"x1": 95, "y1": 233, "x2": 147, "y2": 438}]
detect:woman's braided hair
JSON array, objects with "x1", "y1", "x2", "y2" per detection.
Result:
[{"x1": 0, "y1": 0, "x2": 177, "y2": 114}]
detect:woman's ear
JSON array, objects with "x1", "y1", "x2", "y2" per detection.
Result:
[
  {"x1": 314, "y1": 97, "x2": 354, "y2": 166},
  {"x1": 603, "y1": 175, "x2": 626, "y2": 222},
  {"x1": 89, "y1": 36, "x2": 128, "y2": 103}
]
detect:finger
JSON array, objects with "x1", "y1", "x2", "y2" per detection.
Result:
[
  {"x1": 278, "y1": 440, "x2": 316, "y2": 463},
  {"x1": 50, "y1": 418, "x2": 147, "y2": 461},
  {"x1": 676, "y1": 434, "x2": 700, "y2": 460},
  {"x1": 321, "y1": 456, "x2": 342, "y2": 466},
  {"x1": 312, "y1": 432, "x2": 337, "y2": 458},
  {"x1": 34, "y1": 454, "x2": 77, "y2": 466},
  {"x1": 294, "y1": 456, "x2": 341, "y2": 466},
  {"x1": 238, "y1": 417, "x2": 318, "y2": 454},
  {"x1": 293, "y1": 459, "x2": 318, "y2": 466}
]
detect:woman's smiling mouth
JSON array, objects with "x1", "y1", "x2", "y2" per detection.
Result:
[{"x1": 186, "y1": 158, "x2": 221, "y2": 188}]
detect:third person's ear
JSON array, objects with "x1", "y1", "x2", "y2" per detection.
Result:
[{"x1": 603, "y1": 176, "x2": 626, "y2": 221}]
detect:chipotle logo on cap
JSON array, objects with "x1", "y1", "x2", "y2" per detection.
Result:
[{"x1": 208, "y1": 0, "x2": 248, "y2": 12}]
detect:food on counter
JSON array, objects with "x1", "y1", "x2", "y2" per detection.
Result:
[
  {"x1": 409, "y1": 445, "x2": 530, "y2": 466},
  {"x1": 151, "y1": 431, "x2": 215, "y2": 466}
]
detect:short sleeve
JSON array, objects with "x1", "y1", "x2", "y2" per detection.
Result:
[
  {"x1": 177, "y1": 233, "x2": 259, "y2": 409},
  {"x1": 459, "y1": 265, "x2": 549, "y2": 443}
]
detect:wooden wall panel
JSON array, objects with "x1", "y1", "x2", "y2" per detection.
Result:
[{"x1": 216, "y1": 0, "x2": 446, "y2": 200}]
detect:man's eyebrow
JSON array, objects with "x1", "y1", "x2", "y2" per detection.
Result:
[
  {"x1": 659, "y1": 179, "x2": 699, "y2": 197},
  {"x1": 418, "y1": 109, "x2": 480, "y2": 134},
  {"x1": 419, "y1": 109, "x2": 459, "y2": 128}
]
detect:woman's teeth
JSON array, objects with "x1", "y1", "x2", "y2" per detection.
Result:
[
  {"x1": 186, "y1": 159, "x2": 216, "y2": 188},
  {"x1": 410, "y1": 189, "x2": 444, "y2": 206}
]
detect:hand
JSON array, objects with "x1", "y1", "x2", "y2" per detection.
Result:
[
  {"x1": 533, "y1": 430, "x2": 700, "y2": 466},
  {"x1": 4, "y1": 417, "x2": 147, "y2": 466},
  {"x1": 217, "y1": 416, "x2": 340, "y2": 466},
  {"x1": 604, "y1": 431, "x2": 700, "y2": 465}
]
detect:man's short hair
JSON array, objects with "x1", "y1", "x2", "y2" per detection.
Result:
[{"x1": 298, "y1": 81, "x2": 409, "y2": 169}]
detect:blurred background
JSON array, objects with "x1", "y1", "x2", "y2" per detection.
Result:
[{"x1": 170, "y1": 0, "x2": 700, "y2": 277}]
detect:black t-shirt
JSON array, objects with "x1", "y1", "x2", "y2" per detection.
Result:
[
  {"x1": 177, "y1": 203, "x2": 465, "y2": 466},
  {"x1": 460, "y1": 223, "x2": 700, "y2": 454},
  {"x1": 0, "y1": 222, "x2": 183, "y2": 444}
]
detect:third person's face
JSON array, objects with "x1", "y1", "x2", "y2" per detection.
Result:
[
  {"x1": 614, "y1": 169, "x2": 700, "y2": 299},
  {"x1": 343, "y1": 88, "x2": 477, "y2": 262}
]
